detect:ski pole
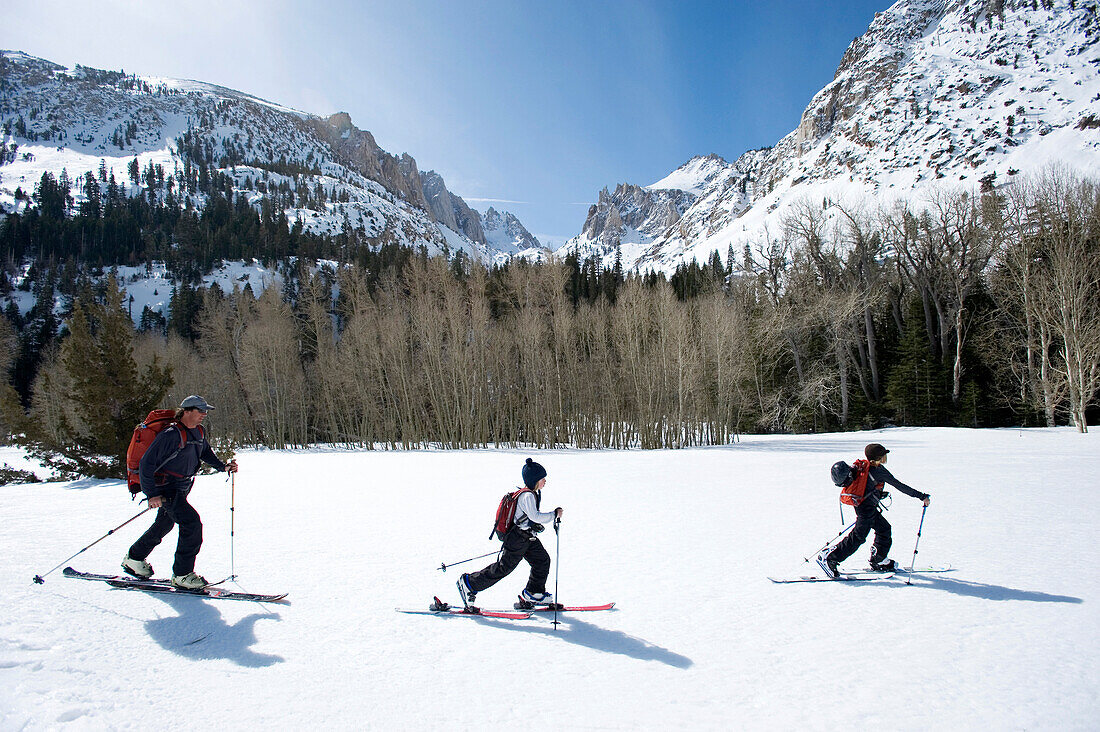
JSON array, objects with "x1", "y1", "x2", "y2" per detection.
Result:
[
  {"x1": 229, "y1": 471, "x2": 237, "y2": 581},
  {"x1": 32, "y1": 505, "x2": 154, "y2": 584},
  {"x1": 436, "y1": 550, "x2": 499, "y2": 572},
  {"x1": 552, "y1": 516, "x2": 561, "y2": 631},
  {"x1": 906, "y1": 504, "x2": 928, "y2": 586},
  {"x1": 804, "y1": 518, "x2": 858, "y2": 563}
]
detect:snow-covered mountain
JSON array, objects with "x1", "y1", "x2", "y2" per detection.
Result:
[
  {"x1": 562, "y1": 0, "x2": 1100, "y2": 273},
  {"x1": 647, "y1": 153, "x2": 740, "y2": 196},
  {"x1": 0, "y1": 50, "x2": 535, "y2": 265},
  {"x1": 480, "y1": 206, "x2": 542, "y2": 257},
  {"x1": 556, "y1": 155, "x2": 732, "y2": 266}
]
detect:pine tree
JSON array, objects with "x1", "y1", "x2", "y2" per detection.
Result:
[
  {"x1": 27, "y1": 274, "x2": 172, "y2": 478},
  {"x1": 168, "y1": 283, "x2": 202, "y2": 341},
  {"x1": 885, "y1": 300, "x2": 950, "y2": 425}
]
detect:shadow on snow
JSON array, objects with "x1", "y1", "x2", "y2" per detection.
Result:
[
  {"x1": 466, "y1": 613, "x2": 693, "y2": 669},
  {"x1": 904, "y1": 574, "x2": 1083, "y2": 603},
  {"x1": 144, "y1": 593, "x2": 284, "y2": 667}
]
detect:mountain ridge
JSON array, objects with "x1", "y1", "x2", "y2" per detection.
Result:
[
  {"x1": 0, "y1": 50, "x2": 538, "y2": 265},
  {"x1": 561, "y1": 0, "x2": 1100, "y2": 273}
]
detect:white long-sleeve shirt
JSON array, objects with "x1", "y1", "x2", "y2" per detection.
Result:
[{"x1": 514, "y1": 490, "x2": 557, "y2": 530}]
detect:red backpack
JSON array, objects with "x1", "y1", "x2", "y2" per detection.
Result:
[
  {"x1": 839, "y1": 459, "x2": 872, "y2": 506},
  {"x1": 489, "y1": 487, "x2": 532, "y2": 540},
  {"x1": 125, "y1": 409, "x2": 189, "y2": 497}
]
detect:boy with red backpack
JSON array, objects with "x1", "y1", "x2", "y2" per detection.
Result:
[
  {"x1": 121, "y1": 395, "x2": 237, "y2": 589},
  {"x1": 457, "y1": 458, "x2": 563, "y2": 610},
  {"x1": 817, "y1": 443, "x2": 930, "y2": 578}
]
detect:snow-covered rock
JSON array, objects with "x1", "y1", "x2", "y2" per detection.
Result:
[{"x1": 480, "y1": 206, "x2": 541, "y2": 256}]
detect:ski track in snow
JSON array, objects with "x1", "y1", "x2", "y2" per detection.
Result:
[{"x1": 1, "y1": 427, "x2": 1098, "y2": 729}]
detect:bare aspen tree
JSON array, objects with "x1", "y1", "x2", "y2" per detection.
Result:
[
  {"x1": 336, "y1": 270, "x2": 400, "y2": 447},
  {"x1": 1029, "y1": 171, "x2": 1100, "y2": 432},
  {"x1": 405, "y1": 257, "x2": 462, "y2": 446},
  {"x1": 572, "y1": 299, "x2": 618, "y2": 447},
  {"x1": 611, "y1": 278, "x2": 662, "y2": 447},
  {"x1": 542, "y1": 261, "x2": 578, "y2": 447},
  {"x1": 195, "y1": 285, "x2": 259, "y2": 442},
  {"x1": 932, "y1": 189, "x2": 1002, "y2": 404},
  {"x1": 782, "y1": 201, "x2": 873, "y2": 422},
  {"x1": 374, "y1": 273, "x2": 424, "y2": 448},
  {"x1": 238, "y1": 285, "x2": 308, "y2": 448},
  {"x1": 27, "y1": 345, "x2": 71, "y2": 448},
  {"x1": 835, "y1": 201, "x2": 888, "y2": 402},
  {"x1": 995, "y1": 182, "x2": 1062, "y2": 424},
  {"x1": 652, "y1": 282, "x2": 694, "y2": 447}
]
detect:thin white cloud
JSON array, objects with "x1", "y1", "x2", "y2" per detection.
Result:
[{"x1": 464, "y1": 197, "x2": 530, "y2": 205}]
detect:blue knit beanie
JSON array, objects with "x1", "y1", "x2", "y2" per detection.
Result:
[{"x1": 521, "y1": 458, "x2": 547, "y2": 488}]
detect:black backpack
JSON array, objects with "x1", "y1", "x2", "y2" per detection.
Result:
[{"x1": 831, "y1": 461, "x2": 856, "y2": 488}]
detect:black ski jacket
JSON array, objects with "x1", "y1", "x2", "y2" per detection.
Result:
[
  {"x1": 865, "y1": 464, "x2": 929, "y2": 505},
  {"x1": 138, "y1": 424, "x2": 226, "y2": 497}
]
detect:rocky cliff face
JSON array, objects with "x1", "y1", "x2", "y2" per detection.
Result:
[
  {"x1": 310, "y1": 112, "x2": 431, "y2": 214},
  {"x1": 419, "y1": 170, "x2": 486, "y2": 245},
  {"x1": 559, "y1": 156, "x2": 732, "y2": 264}
]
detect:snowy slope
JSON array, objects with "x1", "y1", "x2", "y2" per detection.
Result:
[
  {"x1": 647, "y1": 154, "x2": 737, "y2": 196},
  {"x1": 564, "y1": 0, "x2": 1100, "y2": 273},
  {"x1": 5, "y1": 259, "x2": 293, "y2": 325},
  {"x1": 2, "y1": 427, "x2": 1097, "y2": 729}
]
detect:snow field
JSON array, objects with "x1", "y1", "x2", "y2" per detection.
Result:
[{"x1": 1, "y1": 426, "x2": 1097, "y2": 729}]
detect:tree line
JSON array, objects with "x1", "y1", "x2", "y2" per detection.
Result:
[{"x1": 2, "y1": 168, "x2": 1099, "y2": 478}]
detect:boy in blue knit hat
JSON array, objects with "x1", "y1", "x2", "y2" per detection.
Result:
[{"x1": 457, "y1": 458, "x2": 563, "y2": 610}]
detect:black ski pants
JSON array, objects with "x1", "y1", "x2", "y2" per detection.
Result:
[
  {"x1": 828, "y1": 498, "x2": 891, "y2": 565},
  {"x1": 127, "y1": 491, "x2": 203, "y2": 576},
  {"x1": 467, "y1": 527, "x2": 550, "y2": 595}
]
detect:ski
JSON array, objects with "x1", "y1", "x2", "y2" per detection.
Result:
[
  {"x1": 890, "y1": 565, "x2": 953, "y2": 574},
  {"x1": 515, "y1": 602, "x2": 616, "y2": 612},
  {"x1": 836, "y1": 565, "x2": 952, "y2": 576},
  {"x1": 63, "y1": 567, "x2": 229, "y2": 588},
  {"x1": 63, "y1": 567, "x2": 286, "y2": 603},
  {"x1": 396, "y1": 597, "x2": 531, "y2": 620},
  {"x1": 769, "y1": 572, "x2": 896, "y2": 583},
  {"x1": 106, "y1": 580, "x2": 288, "y2": 603}
]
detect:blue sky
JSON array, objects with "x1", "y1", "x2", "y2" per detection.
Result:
[{"x1": 4, "y1": 0, "x2": 889, "y2": 245}]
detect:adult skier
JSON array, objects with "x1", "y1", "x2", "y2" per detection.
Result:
[
  {"x1": 121, "y1": 395, "x2": 238, "y2": 589},
  {"x1": 818, "y1": 443, "x2": 930, "y2": 578},
  {"x1": 457, "y1": 458, "x2": 563, "y2": 610}
]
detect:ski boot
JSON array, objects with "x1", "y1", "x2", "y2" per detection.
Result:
[
  {"x1": 816, "y1": 552, "x2": 839, "y2": 579},
  {"x1": 121, "y1": 554, "x2": 153, "y2": 579},
  {"x1": 171, "y1": 572, "x2": 209, "y2": 589},
  {"x1": 456, "y1": 574, "x2": 477, "y2": 611}
]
